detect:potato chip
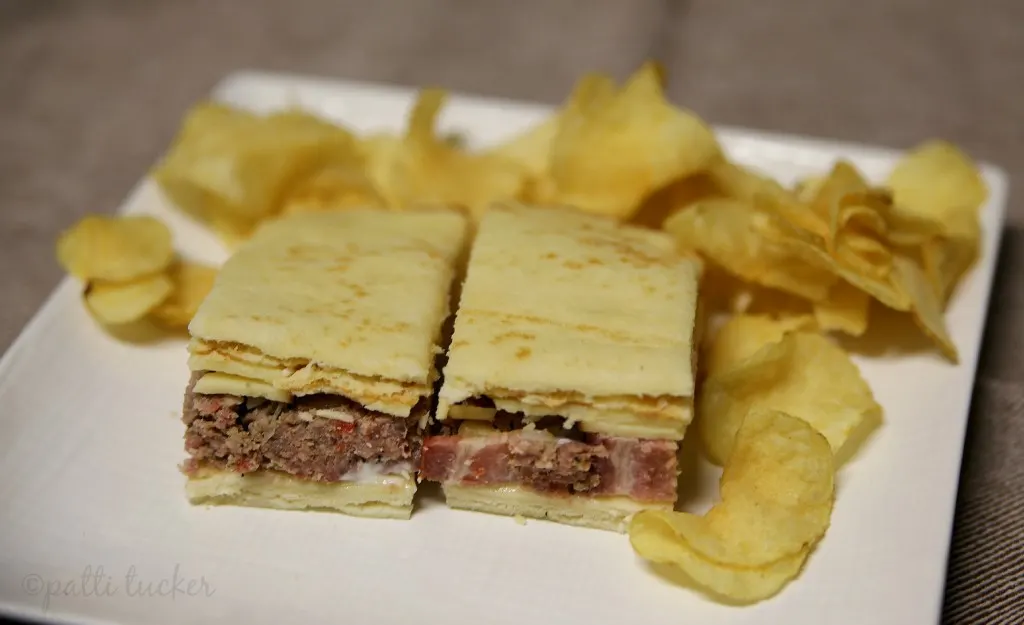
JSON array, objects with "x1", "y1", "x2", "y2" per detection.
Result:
[
  {"x1": 921, "y1": 226, "x2": 980, "y2": 304},
  {"x1": 282, "y1": 165, "x2": 385, "y2": 213},
  {"x1": 57, "y1": 215, "x2": 174, "y2": 282},
  {"x1": 708, "y1": 161, "x2": 789, "y2": 204},
  {"x1": 84, "y1": 273, "x2": 174, "y2": 325},
  {"x1": 886, "y1": 140, "x2": 987, "y2": 236},
  {"x1": 365, "y1": 89, "x2": 528, "y2": 218},
  {"x1": 548, "y1": 62, "x2": 721, "y2": 218},
  {"x1": 704, "y1": 314, "x2": 816, "y2": 379},
  {"x1": 153, "y1": 103, "x2": 358, "y2": 242},
  {"x1": 488, "y1": 116, "x2": 559, "y2": 178},
  {"x1": 630, "y1": 410, "x2": 834, "y2": 603},
  {"x1": 149, "y1": 260, "x2": 218, "y2": 328},
  {"x1": 699, "y1": 331, "x2": 881, "y2": 465},
  {"x1": 755, "y1": 196, "x2": 910, "y2": 310},
  {"x1": 891, "y1": 254, "x2": 959, "y2": 362},
  {"x1": 811, "y1": 161, "x2": 871, "y2": 244},
  {"x1": 813, "y1": 280, "x2": 870, "y2": 336},
  {"x1": 631, "y1": 172, "x2": 722, "y2": 228},
  {"x1": 665, "y1": 199, "x2": 837, "y2": 301},
  {"x1": 793, "y1": 174, "x2": 825, "y2": 203}
]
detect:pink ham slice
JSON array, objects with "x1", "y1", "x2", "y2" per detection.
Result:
[{"x1": 420, "y1": 432, "x2": 678, "y2": 503}]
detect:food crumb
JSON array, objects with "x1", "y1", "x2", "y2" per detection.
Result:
[{"x1": 514, "y1": 515, "x2": 528, "y2": 526}]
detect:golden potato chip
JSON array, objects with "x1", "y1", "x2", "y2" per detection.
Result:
[
  {"x1": 891, "y1": 254, "x2": 959, "y2": 362},
  {"x1": 704, "y1": 314, "x2": 816, "y2": 379},
  {"x1": 665, "y1": 199, "x2": 837, "y2": 301},
  {"x1": 835, "y1": 230, "x2": 892, "y2": 278},
  {"x1": 738, "y1": 285, "x2": 814, "y2": 317},
  {"x1": 708, "y1": 161, "x2": 789, "y2": 204},
  {"x1": 153, "y1": 103, "x2": 358, "y2": 242},
  {"x1": 282, "y1": 165, "x2": 385, "y2": 214},
  {"x1": 813, "y1": 280, "x2": 871, "y2": 336},
  {"x1": 812, "y1": 161, "x2": 871, "y2": 243},
  {"x1": 365, "y1": 89, "x2": 528, "y2": 218},
  {"x1": 548, "y1": 62, "x2": 721, "y2": 218},
  {"x1": 921, "y1": 225, "x2": 980, "y2": 304},
  {"x1": 630, "y1": 410, "x2": 834, "y2": 603},
  {"x1": 755, "y1": 197, "x2": 910, "y2": 310},
  {"x1": 886, "y1": 140, "x2": 987, "y2": 236},
  {"x1": 57, "y1": 215, "x2": 174, "y2": 282},
  {"x1": 793, "y1": 174, "x2": 825, "y2": 203},
  {"x1": 84, "y1": 273, "x2": 173, "y2": 325},
  {"x1": 149, "y1": 260, "x2": 218, "y2": 328},
  {"x1": 487, "y1": 115, "x2": 560, "y2": 178},
  {"x1": 631, "y1": 172, "x2": 722, "y2": 228},
  {"x1": 699, "y1": 331, "x2": 881, "y2": 465}
]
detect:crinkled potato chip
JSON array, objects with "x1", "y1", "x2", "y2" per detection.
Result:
[
  {"x1": 487, "y1": 115, "x2": 560, "y2": 178},
  {"x1": 921, "y1": 223, "x2": 980, "y2": 304},
  {"x1": 57, "y1": 215, "x2": 174, "y2": 282},
  {"x1": 365, "y1": 89, "x2": 528, "y2": 218},
  {"x1": 665, "y1": 199, "x2": 837, "y2": 301},
  {"x1": 755, "y1": 196, "x2": 910, "y2": 310},
  {"x1": 699, "y1": 331, "x2": 881, "y2": 465},
  {"x1": 548, "y1": 62, "x2": 721, "y2": 218},
  {"x1": 886, "y1": 141, "x2": 986, "y2": 303},
  {"x1": 282, "y1": 165, "x2": 386, "y2": 214},
  {"x1": 153, "y1": 103, "x2": 359, "y2": 242},
  {"x1": 708, "y1": 161, "x2": 790, "y2": 204},
  {"x1": 149, "y1": 260, "x2": 219, "y2": 329},
  {"x1": 491, "y1": 72, "x2": 618, "y2": 182},
  {"x1": 886, "y1": 140, "x2": 987, "y2": 236},
  {"x1": 892, "y1": 254, "x2": 959, "y2": 362},
  {"x1": 631, "y1": 172, "x2": 723, "y2": 228},
  {"x1": 704, "y1": 314, "x2": 816, "y2": 379},
  {"x1": 630, "y1": 411, "x2": 834, "y2": 603},
  {"x1": 84, "y1": 273, "x2": 174, "y2": 325},
  {"x1": 813, "y1": 280, "x2": 871, "y2": 336}
]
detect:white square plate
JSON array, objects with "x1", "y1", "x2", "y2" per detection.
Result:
[{"x1": 0, "y1": 72, "x2": 1009, "y2": 625}]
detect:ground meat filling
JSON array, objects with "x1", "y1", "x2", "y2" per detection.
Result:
[
  {"x1": 182, "y1": 373, "x2": 424, "y2": 482},
  {"x1": 424, "y1": 399, "x2": 679, "y2": 502}
]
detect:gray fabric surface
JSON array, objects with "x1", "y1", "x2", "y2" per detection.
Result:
[{"x1": 0, "y1": 1, "x2": 1020, "y2": 623}]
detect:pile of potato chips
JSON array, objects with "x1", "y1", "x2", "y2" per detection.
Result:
[
  {"x1": 664, "y1": 142, "x2": 987, "y2": 363},
  {"x1": 54, "y1": 61, "x2": 989, "y2": 604},
  {"x1": 56, "y1": 215, "x2": 217, "y2": 330}
]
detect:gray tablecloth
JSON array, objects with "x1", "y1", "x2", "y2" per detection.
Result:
[{"x1": 1, "y1": 1, "x2": 1020, "y2": 623}]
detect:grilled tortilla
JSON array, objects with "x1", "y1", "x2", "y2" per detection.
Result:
[
  {"x1": 436, "y1": 203, "x2": 700, "y2": 439},
  {"x1": 188, "y1": 208, "x2": 469, "y2": 417}
]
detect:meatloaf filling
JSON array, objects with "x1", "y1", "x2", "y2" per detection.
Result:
[
  {"x1": 182, "y1": 374, "x2": 424, "y2": 482},
  {"x1": 420, "y1": 428, "x2": 678, "y2": 503}
]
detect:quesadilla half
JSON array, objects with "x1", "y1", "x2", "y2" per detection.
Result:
[
  {"x1": 422, "y1": 203, "x2": 701, "y2": 531},
  {"x1": 181, "y1": 208, "x2": 468, "y2": 518}
]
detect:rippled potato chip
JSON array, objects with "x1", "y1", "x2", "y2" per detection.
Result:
[
  {"x1": 366, "y1": 89, "x2": 528, "y2": 218},
  {"x1": 665, "y1": 200, "x2": 837, "y2": 301},
  {"x1": 708, "y1": 161, "x2": 789, "y2": 204},
  {"x1": 282, "y1": 165, "x2": 386, "y2": 214},
  {"x1": 813, "y1": 280, "x2": 871, "y2": 336},
  {"x1": 892, "y1": 255, "x2": 959, "y2": 362},
  {"x1": 153, "y1": 103, "x2": 359, "y2": 242},
  {"x1": 149, "y1": 260, "x2": 219, "y2": 329},
  {"x1": 704, "y1": 314, "x2": 816, "y2": 379},
  {"x1": 700, "y1": 330, "x2": 881, "y2": 465},
  {"x1": 755, "y1": 196, "x2": 911, "y2": 310},
  {"x1": 57, "y1": 215, "x2": 174, "y2": 282},
  {"x1": 548, "y1": 62, "x2": 721, "y2": 218},
  {"x1": 630, "y1": 411, "x2": 835, "y2": 603},
  {"x1": 488, "y1": 112, "x2": 563, "y2": 180},
  {"x1": 886, "y1": 141, "x2": 986, "y2": 304},
  {"x1": 886, "y1": 140, "x2": 987, "y2": 237},
  {"x1": 84, "y1": 273, "x2": 174, "y2": 325}
]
